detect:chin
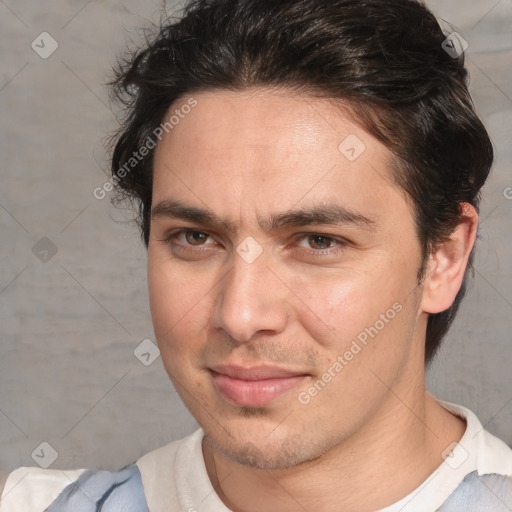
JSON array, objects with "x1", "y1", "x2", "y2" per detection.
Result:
[{"x1": 202, "y1": 417, "x2": 330, "y2": 470}]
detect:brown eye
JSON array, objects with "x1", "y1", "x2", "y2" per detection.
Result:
[
  {"x1": 184, "y1": 230, "x2": 209, "y2": 245},
  {"x1": 306, "y1": 234, "x2": 337, "y2": 250},
  {"x1": 294, "y1": 233, "x2": 348, "y2": 257}
]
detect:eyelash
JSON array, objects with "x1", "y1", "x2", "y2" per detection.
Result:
[{"x1": 161, "y1": 229, "x2": 348, "y2": 256}]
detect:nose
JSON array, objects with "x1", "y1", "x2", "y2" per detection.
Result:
[{"x1": 212, "y1": 249, "x2": 289, "y2": 344}]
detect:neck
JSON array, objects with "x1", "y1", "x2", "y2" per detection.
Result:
[{"x1": 202, "y1": 359, "x2": 466, "y2": 512}]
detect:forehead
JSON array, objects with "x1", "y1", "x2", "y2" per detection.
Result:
[
  {"x1": 159, "y1": 88, "x2": 375, "y2": 163},
  {"x1": 152, "y1": 87, "x2": 412, "y2": 232}
]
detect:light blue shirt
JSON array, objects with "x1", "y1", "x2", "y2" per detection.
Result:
[
  {"x1": 45, "y1": 463, "x2": 149, "y2": 512},
  {"x1": 2, "y1": 401, "x2": 509, "y2": 512},
  {"x1": 44, "y1": 463, "x2": 512, "y2": 511}
]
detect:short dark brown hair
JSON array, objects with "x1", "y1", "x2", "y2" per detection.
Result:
[{"x1": 108, "y1": 0, "x2": 493, "y2": 365}]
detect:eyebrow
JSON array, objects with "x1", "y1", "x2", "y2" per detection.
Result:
[{"x1": 151, "y1": 198, "x2": 377, "y2": 233}]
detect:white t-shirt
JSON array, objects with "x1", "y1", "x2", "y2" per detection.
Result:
[{"x1": 1, "y1": 399, "x2": 511, "y2": 511}]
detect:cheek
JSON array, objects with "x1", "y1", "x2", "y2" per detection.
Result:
[
  {"x1": 147, "y1": 254, "x2": 208, "y2": 356},
  {"x1": 283, "y1": 268, "x2": 389, "y2": 345},
  {"x1": 288, "y1": 262, "x2": 415, "y2": 373}
]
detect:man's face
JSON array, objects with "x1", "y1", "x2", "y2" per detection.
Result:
[{"x1": 148, "y1": 88, "x2": 426, "y2": 469}]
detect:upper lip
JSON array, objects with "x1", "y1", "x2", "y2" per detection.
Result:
[{"x1": 210, "y1": 364, "x2": 308, "y2": 381}]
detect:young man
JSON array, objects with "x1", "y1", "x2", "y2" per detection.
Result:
[{"x1": 1, "y1": 0, "x2": 511, "y2": 510}]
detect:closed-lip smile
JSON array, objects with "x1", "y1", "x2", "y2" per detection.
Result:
[{"x1": 209, "y1": 364, "x2": 310, "y2": 407}]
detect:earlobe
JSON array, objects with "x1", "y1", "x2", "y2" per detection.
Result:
[{"x1": 421, "y1": 203, "x2": 478, "y2": 314}]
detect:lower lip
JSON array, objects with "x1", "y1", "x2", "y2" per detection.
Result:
[{"x1": 210, "y1": 371, "x2": 308, "y2": 407}]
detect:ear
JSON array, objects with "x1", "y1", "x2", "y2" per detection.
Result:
[{"x1": 421, "y1": 203, "x2": 478, "y2": 314}]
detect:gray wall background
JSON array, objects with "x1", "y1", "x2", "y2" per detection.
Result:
[{"x1": 0, "y1": 0, "x2": 511, "y2": 488}]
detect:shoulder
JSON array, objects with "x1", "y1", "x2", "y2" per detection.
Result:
[
  {"x1": 0, "y1": 466, "x2": 86, "y2": 512},
  {"x1": 438, "y1": 472, "x2": 512, "y2": 511},
  {"x1": 0, "y1": 463, "x2": 149, "y2": 512},
  {"x1": 438, "y1": 399, "x2": 512, "y2": 473},
  {"x1": 135, "y1": 429, "x2": 205, "y2": 510},
  {"x1": 433, "y1": 400, "x2": 512, "y2": 511},
  {"x1": 477, "y1": 424, "x2": 512, "y2": 475},
  {"x1": 0, "y1": 431, "x2": 203, "y2": 512}
]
